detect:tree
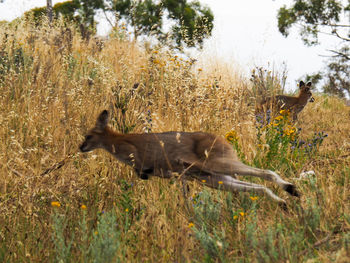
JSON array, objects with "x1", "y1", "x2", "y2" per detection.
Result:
[
  {"x1": 22, "y1": 0, "x2": 213, "y2": 49},
  {"x1": 277, "y1": 0, "x2": 350, "y2": 97},
  {"x1": 47, "y1": 0, "x2": 53, "y2": 23},
  {"x1": 108, "y1": 0, "x2": 214, "y2": 49}
]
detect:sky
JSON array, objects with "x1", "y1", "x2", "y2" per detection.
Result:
[{"x1": 0, "y1": 0, "x2": 342, "y2": 91}]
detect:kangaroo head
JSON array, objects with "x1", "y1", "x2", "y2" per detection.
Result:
[
  {"x1": 80, "y1": 110, "x2": 109, "y2": 152},
  {"x1": 299, "y1": 81, "x2": 314, "y2": 102}
]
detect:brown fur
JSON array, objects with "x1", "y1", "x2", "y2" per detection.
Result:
[
  {"x1": 256, "y1": 81, "x2": 314, "y2": 121},
  {"x1": 80, "y1": 110, "x2": 300, "y2": 204}
]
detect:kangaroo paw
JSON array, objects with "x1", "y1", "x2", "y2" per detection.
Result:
[{"x1": 284, "y1": 184, "x2": 300, "y2": 197}]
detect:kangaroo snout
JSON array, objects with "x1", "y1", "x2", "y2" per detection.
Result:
[
  {"x1": 79, "y1": 143, "x2": 86, "y2": 152},
  {"x1": 79, "y1": 142, "x2": 89, "y2": 152}
]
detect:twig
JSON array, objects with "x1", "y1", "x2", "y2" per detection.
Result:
[
  {"x1": 40, "y1": 153, "x2": 76, "y2": 176},
  {"x1": 297, "y1": 232, "x2": 333, "y2": 257}
]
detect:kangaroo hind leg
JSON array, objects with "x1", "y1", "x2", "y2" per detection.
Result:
[
  {"x1": 202, "y1": 158, "x2": 300, "y2": 197},
  {"x1": 194, "y1": 174, "x2": 286, "y2": 204}
]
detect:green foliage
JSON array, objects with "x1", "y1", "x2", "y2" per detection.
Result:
[
  {"x1": 277, "y1": 0, "x2": 350, "y2": 97},
  {"x1": 24, "y1": 1, "x2": 79, "y2": 24},
  {"x1": 22, "y1": 0, "x2": 213, "y2": 49},
  {"x1": 277, "y1": 0, "x2": 342, "y2": 45},
  {"x1": 111, "y1": 0, "x2": 214, "y2": 49},
  {"x1": 254, "y1": 110, "x2": 327, "y2": 172},
  {"x1": 162, "y1": 0, "x2": 214, "y2": 48},
  {"x1": 191, "y1": 190, "x2": 227, "y2": 262},
  {"x1": 89, "y1": 210, "x2": 121, "y2": 263},
  {"x1": 54, "y1": 1, "x2": 80, "y2": 20},
  {"x1": 51, "y1": 211, "x2": 74, "y2": 262},
  {"x1": 52, "y1": 209, "x2": 122, "y2": 263}
]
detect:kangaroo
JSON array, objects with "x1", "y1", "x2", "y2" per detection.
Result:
[
  {"x1": 256, "y1": 81, "x2": 314, "y2": 121},
  {"x1": 80, "y1": 110, "x2": 300, "y2": 205}
]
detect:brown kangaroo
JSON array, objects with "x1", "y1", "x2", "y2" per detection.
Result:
[
  {"x1": 80, "y1": 110, "x2": 300, "y2": 205},
  {"x1": 256, "y1": 81, "x2": 314, "y2": 121}
]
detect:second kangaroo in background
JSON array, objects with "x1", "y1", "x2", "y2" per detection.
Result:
[
  {"x1": 257, "y1": 81, "x2": 314, "y2": 121},
  {"x1": 80, "y1": 110, "x2": 300, "y2": 206}
]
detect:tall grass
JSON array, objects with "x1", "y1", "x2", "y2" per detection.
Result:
[{"x1": 0, "y1": 19, "x2": 349, "y2": 262}]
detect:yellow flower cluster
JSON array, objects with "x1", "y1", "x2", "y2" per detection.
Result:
[
  {"x1": 233, "y1": 211, "x2": 246, "y2": 220},
  {"x1": 279, "y1": 109, "x2": 290, "y2": 116},
  {"x1": 284, "y1": 125, "x2": 297, "y2": 136},
  {"x1": 150, "y1": 52, "x2": 195, "y2": 71},
  {"x1": 51, "y1": 201, "x2": 61, "y2": 208},
  {"x1": 152, "y1": 59, "x2": 165, "y2": 66},
  {"x1": 271, "y1": 109, "x2": 293, "y2": 127},
  {"x1": 274, "y1": 115, "x2": 284, "y2": 121},
  {"x1": 249, "y1": 196, "x2": 258, "y2": 201},
  {"x1": 188, "y1": 222, "x2": 194, "y2": 228},
  {"x1": 225, "y1": 130, "x2": 239, "y2": 143}
]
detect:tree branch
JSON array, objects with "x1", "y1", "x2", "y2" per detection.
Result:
[
  {"x1": 327, "y1": 49, "x2": 350, "y2": 60},
  {"x1": 103, "y1": 9, "x2": 114, "y2": 28},
  {"x1": 328, "y1": 23, "x2": 350, "y2": 28},
  {"x1": 332, "y1": 30, "x2": 350, "y2": 42}
]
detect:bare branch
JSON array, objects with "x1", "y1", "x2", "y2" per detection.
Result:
[
  {"x1": 328, "y1": 23, "x2": 350, "y2": 28},
  {"x1": 103, "y1": 9, "x2": 114, "y2": 28},
  {"x1": 327, "y1": 49, "x2": 350, "y2": 60},
  {"x1": 332, "y1": 30, "x2": 350, "y2": 42}
]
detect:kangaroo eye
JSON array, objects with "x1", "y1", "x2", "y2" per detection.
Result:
[{"x1": 86, "y1": 135, "x2": 93, "y2": 140}]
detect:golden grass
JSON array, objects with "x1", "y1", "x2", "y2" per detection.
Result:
[{"x1": 0, "y1": 20, "x2": 349, "y2": 262}]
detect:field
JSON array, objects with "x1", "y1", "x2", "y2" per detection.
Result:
[{"x1": 0, "y1": 20, "x2": 349, "y2": 262}]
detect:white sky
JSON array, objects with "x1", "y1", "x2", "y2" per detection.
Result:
[{"x1": 0, "y1": 0, "x2": 342, "y2": 91}]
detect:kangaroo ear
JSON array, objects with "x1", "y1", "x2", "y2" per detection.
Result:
[
  {"x1": 95, "y1": 110, "x2": 109, "y2": 131},
  {"x1": 306, "y1": 82, "x2": 312, "y2": 87},
  {"x1": 299, "y1": 81, "x2": 305, "y2": 87}
]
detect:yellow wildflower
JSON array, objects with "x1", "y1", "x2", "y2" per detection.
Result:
[
  {"x1": 218, "y1": 181, "x2": 223, "y2": 185},
  {"x1": 198, "y1": 68, "x2": 202, "y2": 72},
  {"x1": 202, "y1": 179, "x2": 206, "y2": 183},
  {"x1": 81, "y1": 204, "x2": 87, "y2": 210},
  {"x1": 225, "y1": 130, "x2": 239, "y2": 142},
  {"x1": 51, "y1": 201, "x2": 61, "y2": 208},
  {"x1": 233, "y1": 215, "x2": 238, "y2": 220},
  {"x1": 240, "y1": 212, "x2": 245, "y2": 217},
  {"x1": 279, "y1": 109, "x2": 289, "y2": 115},
  {"x1": 125, "y1": 208, "x2": 129, "y2": 212},
  {"x1": 275, "y1": 115, "x2": 284, "y2": 121},
  {"x1": 153, "y1": 50, "x2": 158, "y2": 54},
  {"x1": 188, "y1": 222, "x2": 194, "y2": 228},
  {"x1": 284, "y1": 125, "x2": 296, "y2": 136},
  {"x1": 250, "y1": 196, "x2": 258, "y2": 201},
  {"x1": 94, "y1": 231, "x2": 98, "y2": 235}
]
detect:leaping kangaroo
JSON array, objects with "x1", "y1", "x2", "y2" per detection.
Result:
[{"x1": 80, "y1": 110, "x2": 300, "y2": 205}]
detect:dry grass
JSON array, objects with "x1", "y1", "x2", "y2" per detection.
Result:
[{"x1": 0, "y1": 20, "x2": 349, "y2": 262}]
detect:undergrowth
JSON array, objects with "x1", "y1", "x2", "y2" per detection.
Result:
[{"x1": 0, "y1": 18, "x2": 349, "y2": 262}]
